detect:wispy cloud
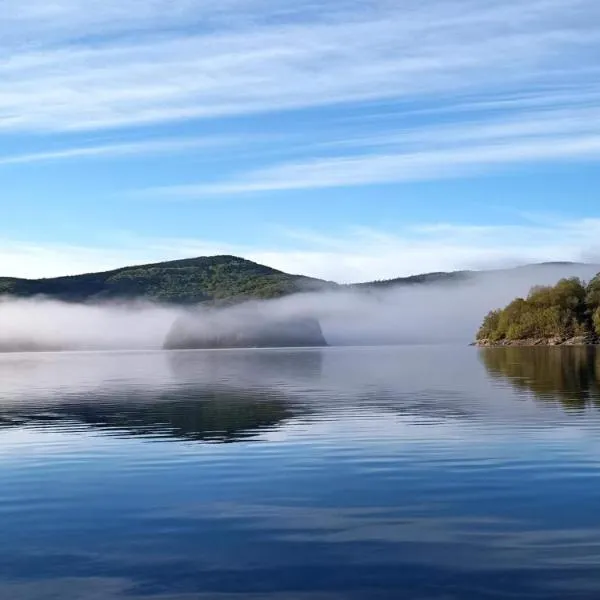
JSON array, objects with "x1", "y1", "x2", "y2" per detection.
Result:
[
  {"x1": 132, "y1": 93, "x2": 600, "y2": 195},
  {"x1": 246, "y1": 219, "x2": 600, "y2": 282},
  {"x1": 0, "y1": 136, "x2": 236, "y2": 166},
  {"x1": 328, "y1": 107, "x2": 600, "y2": 151},
  {"x1": 2, "y1": 217, "x2": 600, "y2": 282},
  {"x1": 145, "y1": 132, "x2": 600, "y2": 196},
  {"x1": 1, "y1": 0, "x2": 598, "y2": 132}
]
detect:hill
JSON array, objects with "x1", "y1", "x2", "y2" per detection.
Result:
[
  {"x1": 352, "y1": 270, "x2": 471, "y2": 288},
  {"x1": 0, "y1": 255, "x2": 476, "y2": 304},
  {"x1": 1, "y1": 256, "x2": 600, "y2": 307},
  {"x1": 357, "y1": 262, "x2": 600, "y2": 289},
  {"x1": 0, "y1": 255, "x2": 331, "y2": 304}
]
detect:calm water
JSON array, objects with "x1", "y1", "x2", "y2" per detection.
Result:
[{"x1": 2, "y1": 346, "x2": 600, "y2": 599}]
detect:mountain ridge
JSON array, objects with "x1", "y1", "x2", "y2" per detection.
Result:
[
  {"x1": 1, "y1": 255, "x2": 599, "y2": 305},
  {"x1": 0, "y1": 255, "x2": 331, "y2": 304}
]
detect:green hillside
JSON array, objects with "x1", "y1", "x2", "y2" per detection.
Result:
[
  {"x1": 0, "y1": 255, "x2": 476, "y2": 305},
  {"x1": 2, "y1": 256, "x2": 599, "y2": 307},
  {"x1": 353, "y1": 270, "x2": 471, "y2": 288},
  {"x1": 0, "y1": 255, "x2": 331, "y2": 304}
]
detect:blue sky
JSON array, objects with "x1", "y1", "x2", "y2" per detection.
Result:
[{"x1": 2, "y1": 0, "x2": 600, "y2": 282}]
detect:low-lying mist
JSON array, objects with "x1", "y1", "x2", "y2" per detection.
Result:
[
  {"x1": 0, "y1": 299, "x2": 180, "y2": 351},
  {"x1": 1, "y1": 263, "x2": 598, "y2": 351}
]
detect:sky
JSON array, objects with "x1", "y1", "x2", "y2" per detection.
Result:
[{"x1": 1, "y1": 0, "x2": 600, "y2": 283}]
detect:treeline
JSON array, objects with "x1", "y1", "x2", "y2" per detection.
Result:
[{"x1": 477, "y1": 275, "x2": 600, "y2": 342}]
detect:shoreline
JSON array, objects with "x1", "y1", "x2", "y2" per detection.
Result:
[{"x1": 474, "y1": 336, "x2": 599, "y2": 347}]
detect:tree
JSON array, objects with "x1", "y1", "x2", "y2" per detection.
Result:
[{"x1": 476, "y1": 276, "x2": 599, "y2": 342}]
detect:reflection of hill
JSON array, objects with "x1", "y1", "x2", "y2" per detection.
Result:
[
  {"x1": 480, "y1": 347, "x2": 600, "y2": 407},
  {"x1": 0, "y1": 350, "x2": 325, "y2": 443},
  {"x1": 167, "y1": 348, "x2": 324, "y2": 382},
  {"x1": 168, "y1": 350, "x2": 477, "y2": 422},
  {"x1": 0, "y1": 348, "x2": 488, "y2": 439},
  {"x1": 0, "y1": 387, "x2": 300, "y2": 443}
]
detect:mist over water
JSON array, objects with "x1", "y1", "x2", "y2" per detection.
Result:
[
  {"x1": 0, "y1": 298, "x2": 180, "y2": 351},
  {"x1": 1, "y1": 263, "x2": 599, "y2": 350}
]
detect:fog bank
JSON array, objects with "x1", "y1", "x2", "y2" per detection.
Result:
[
  {"x1": 1, "y1": 263, "x2": 598, "y2": 351},
  {"x1": 0, "y1": 299, "x2": 180, "y2": 351}
]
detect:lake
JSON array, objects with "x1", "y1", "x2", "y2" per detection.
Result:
[{"x1": 2, "y1": 346, "x2": 600, "y2": 599}]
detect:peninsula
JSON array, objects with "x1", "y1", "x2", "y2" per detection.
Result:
[{"x1": 476, "y1": 275, "x2": 600, "y2": 346}]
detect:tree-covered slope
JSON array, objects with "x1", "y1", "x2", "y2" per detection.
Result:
[
  {"x1": 358, "y1": 262, "x2": 597, "y2": 290},
  {"x1": 353, "y1": 270, "x2": 471, "y2": 288},
  {"x1": 477, "y1": 275, "x2": 600, "y2": 345},
  {"x1": 0, "y1": 255, "x2": 331, "y2": 304},
  {"x1": 2, "y1": 256, "x2": 600, "y2": 307}
]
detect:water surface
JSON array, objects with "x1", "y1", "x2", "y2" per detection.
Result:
[{"x1": 2, "y1": 346, "x2": 600, "y2": 599}]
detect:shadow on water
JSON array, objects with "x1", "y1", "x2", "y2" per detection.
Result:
[{"x1": 479, "y1": 346, "x2": 600, "y2": 408}]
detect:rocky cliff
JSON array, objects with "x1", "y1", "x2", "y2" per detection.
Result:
[{"x1": 164, "y1": 309, "x2": 328, "y2": 349}]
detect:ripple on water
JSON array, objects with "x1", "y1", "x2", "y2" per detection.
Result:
[{"x1": 2, "y1": 347, "x2": 600, "y2": 598}]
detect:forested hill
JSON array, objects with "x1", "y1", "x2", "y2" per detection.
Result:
[
  {"x1": 0, "y1": 255, "x2": 476, "y2": 304},
  {"x1": 0, "y1": 256, "x2": 474, "y2": 304},
  {"x1": 356, "y1": 262, "x2": 594, "y2": 289},
  {"x1": 352, "y1": 270, "x2": 471, "y2": 288},
  {"x1": 0, "y1": 255, "x2": 332, "y2": 304},
  {"x1": 1, "y1": 255, "x2": 598, "y2": 305}
]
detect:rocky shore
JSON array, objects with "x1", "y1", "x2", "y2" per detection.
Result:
[{"x1": 475, "y1": 335, "x2": 599, "y2": 347}]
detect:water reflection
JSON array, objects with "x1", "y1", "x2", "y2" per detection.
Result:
[
  {"x1": 0, "y1": 348, "x2": 491, "y2": 445},
  {"x1": 4, "y1": 347, "x2": 598, "y2": 448},
  {"x1": 167, "y1": 347, "x2": 324, "y2": 384},
  {"x1": 0, "y1": 350, "x2": 325, "y2": 442},
  {"x1": 0, "y1": 391, "x2": 298, "y2": 443},
  {"x1": 4, "y1": 348, "x2": 600, "y2": 599},
  {"x1": 480, "y1": 346, "x2": 600, "y2": 407}
]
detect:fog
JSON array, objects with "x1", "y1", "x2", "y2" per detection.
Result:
[
  {"x1": 0, "y1": 299, "x2": 180, "y2": 351},
  {"x1": 1, "y1": 263, "x2": 598, "y2": 351}
]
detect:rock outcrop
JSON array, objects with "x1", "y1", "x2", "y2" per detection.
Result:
[
  {"x1": 475, "y1": 335, "x2": 598, "y2": 347},
  {"x1": 164, "y1": 308, "x2": 328, "y2": 349}
]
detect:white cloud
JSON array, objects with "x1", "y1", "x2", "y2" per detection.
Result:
[
  {"x1": 328, "y1": 106, "x2": 600, "y2": 151},
  {"x1": 2, "y1": 217, "x2": 600, "y2": 283},
  {"x1": 0, "y1": 0, "x2": 598, "y2": 132},
  {"x1": 1, "y1": 0, "x2": 599, "y2": 275},
  {"x1": 134, "y1": 99, "x2": 600, "y2": 196},
  {"x1": 0, "y1": 241, "x2": 160, "y2": 280},
  {"x1": 2, "y1": 0, "x2": 358, "y2": 44},
  {"x1": 147, "y1": 133, "x2": 600, "y2": 196},
  {"x1": 243, "y1": 220, "x2": 600, "y2": 282},
  {"x1": 0, "y1": 136, "x2": 236, "y2": 166}
]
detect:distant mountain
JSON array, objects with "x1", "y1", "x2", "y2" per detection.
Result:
[
  {"x1": 1, "y1": 255, "x2": 599, "y2": 305},
  {"x1": 355, "y1": 262, "x2": 600, "y2": 289},
  {"x1": 0, "y1": 255, "x2": 331, "y2": 304},
  {"x1": 354, "y1": 270, "x2": 472, "y2": 288}
]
